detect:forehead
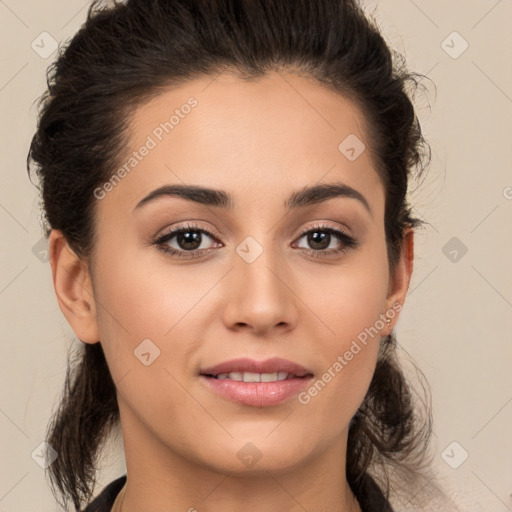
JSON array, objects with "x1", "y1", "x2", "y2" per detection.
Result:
[{"x1": 98, "y1": 70, "x2": 384, "y2": 216}]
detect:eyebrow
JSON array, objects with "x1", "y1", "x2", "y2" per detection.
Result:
[{"x1": 133, "y1": 181, "x2": 371, "y2": 215}]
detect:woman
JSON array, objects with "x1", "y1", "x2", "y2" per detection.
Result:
[{"x1": 27, "y1": 0, "x2": 444, "y2": 510}]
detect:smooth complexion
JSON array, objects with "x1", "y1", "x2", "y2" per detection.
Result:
[{"x1": 49, "y1": 70, "x2": 413, "y2": 512}]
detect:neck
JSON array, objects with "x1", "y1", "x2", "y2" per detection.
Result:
[{"x1": 117, "y1": 405, "x2": 362, "y2": 512}]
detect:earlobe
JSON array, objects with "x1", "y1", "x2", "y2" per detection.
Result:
[
  {"x1": 385, "y1": 227, "x2": 414, "y2": 331},
  {"x1": 48, "y1": 229, "x2": 100, "y2": 344}
]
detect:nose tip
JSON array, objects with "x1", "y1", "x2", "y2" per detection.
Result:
[{"x1": 222, "y1": 247, "x2": 298, "y2": 334}]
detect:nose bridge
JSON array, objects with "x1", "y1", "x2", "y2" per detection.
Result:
[
  {"x1": 235, "y1": 231, "x2": 284, "y2": 298},
  {"x1": 222, "y1": 230, "x2": 298, "y2": 332}
]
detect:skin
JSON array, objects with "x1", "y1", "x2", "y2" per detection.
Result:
[{"x1": 49, "y1": 70, "x2": 414, "y2": 512}]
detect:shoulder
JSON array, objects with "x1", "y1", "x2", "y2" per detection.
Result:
[{"x1": 82, "y1": 475, "x2": 127, "y2": 512}]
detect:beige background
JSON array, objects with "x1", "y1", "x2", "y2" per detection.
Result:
[{"x1": 1, "y1": 0, "x2": 511, "y2": 510}]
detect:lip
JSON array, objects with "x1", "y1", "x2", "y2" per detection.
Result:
[
  {"x1": 200, "y1": 357, "x2": 312, "y2": 377},
  {"x1": 200, "y1": 357, "x2": 313, "y2": 407}
]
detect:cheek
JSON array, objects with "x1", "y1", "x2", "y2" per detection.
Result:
[
  {"x1": 296, "y1": 289, "x2": 385, "y2": 443},
  {"x1": 297, "y1": 346, "x2": 377, "y2": 451},
  {"x1": 90, "y1": 244, "x2": 192, "y2": 383},
  {"x1": 93, "y1": 242, "x2": 207, "y2": 338},
  {"x1": 91, "y1": 249, "x2": 201, "y2": 430},
  {"x1": 293, "y1": 245, "x2": 389, "y2": 418},
  {"x1": 300, "y1": 245, "x2": 390, "y2": 344}
]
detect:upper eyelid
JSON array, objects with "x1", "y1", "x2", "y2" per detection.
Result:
[
  {"x1": 157, "y1": 223, "x2": 218, "y2": 240},
  {"x1": 156, "y1": 221, "x2": 354, "y2": 245}
]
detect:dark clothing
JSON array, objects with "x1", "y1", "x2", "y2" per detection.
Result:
[
  {"x1": 83, "y1": 475, "x2": 126, "y2": 512},
  {"x1": 352, "y1": 473, "x2": 394, "y2": 512},
  {"x1": 83, "y1": 473, "x2": 394, "y2": 511}
]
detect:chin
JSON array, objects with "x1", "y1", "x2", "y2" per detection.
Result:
[{"x1": 197, "y1": 434, "x2": 315, "y2": 475}]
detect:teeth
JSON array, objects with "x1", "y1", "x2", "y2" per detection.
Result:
[
  {"x1": 215, "y1": 371, "x2": 292, "y2": 382},
  {"x1": 243, "y1": 372, "x2": 261, "y2": 382}
]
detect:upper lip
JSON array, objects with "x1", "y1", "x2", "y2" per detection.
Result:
[{"x1": 200, "y1": 357, "x2": 312, "y2": 377}]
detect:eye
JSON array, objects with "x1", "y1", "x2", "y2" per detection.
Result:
[
  {"x1": 153, "y1": 222, "x2": 358, "y2": 259},
  {"x1": 293, "y1": 224, "x2": 358, "y2": 258},
  {"x1": 154, "y1": 222, "x2": 221, "y2": 259}
]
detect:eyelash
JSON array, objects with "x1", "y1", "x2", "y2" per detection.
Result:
[{"x1": 153, "y1": 222, "x2": 359, "y2": 259}]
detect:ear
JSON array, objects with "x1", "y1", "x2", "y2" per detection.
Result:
[
  {"x1": 384, "y1": 227, "x2": 414, "y2": 331},
  {"x1": 48, "y1": 229, "x2": 100, "y2": 344}
]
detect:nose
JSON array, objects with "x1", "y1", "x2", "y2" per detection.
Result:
[{"x1": 221, "y1": 240, "x2": 299, "y2": 336}]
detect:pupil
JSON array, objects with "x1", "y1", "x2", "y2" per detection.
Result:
[
  {"x1": 309, "y1": 231, "x2": 329, "y2": 250},
  {"x1": 178, "y1": 231, "x2": 201, "y2": 250}
]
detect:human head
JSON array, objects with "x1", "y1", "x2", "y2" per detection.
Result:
[{"x1": 28, "y1": 1, "x2": 434, "y2": 510}]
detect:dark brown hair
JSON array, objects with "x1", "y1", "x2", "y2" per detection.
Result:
[{"x1": 27, "y1": 0, "x2": 441, "y2": 510}]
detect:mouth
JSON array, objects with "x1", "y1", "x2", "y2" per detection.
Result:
[
  {"x1": 206, "y1": 371, "x2": 305, "y2": 382},
  {"x1": 199, "y1": 357, "x2": 314, "y2": 407}
]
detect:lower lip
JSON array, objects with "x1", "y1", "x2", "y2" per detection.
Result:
[{"x1": 200, "y1": 375, "x2": 312, "y2": 407}]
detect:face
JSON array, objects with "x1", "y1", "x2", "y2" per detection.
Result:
[{"x1": 57, "y1": 70, "x2": 411, "y2": 477}]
